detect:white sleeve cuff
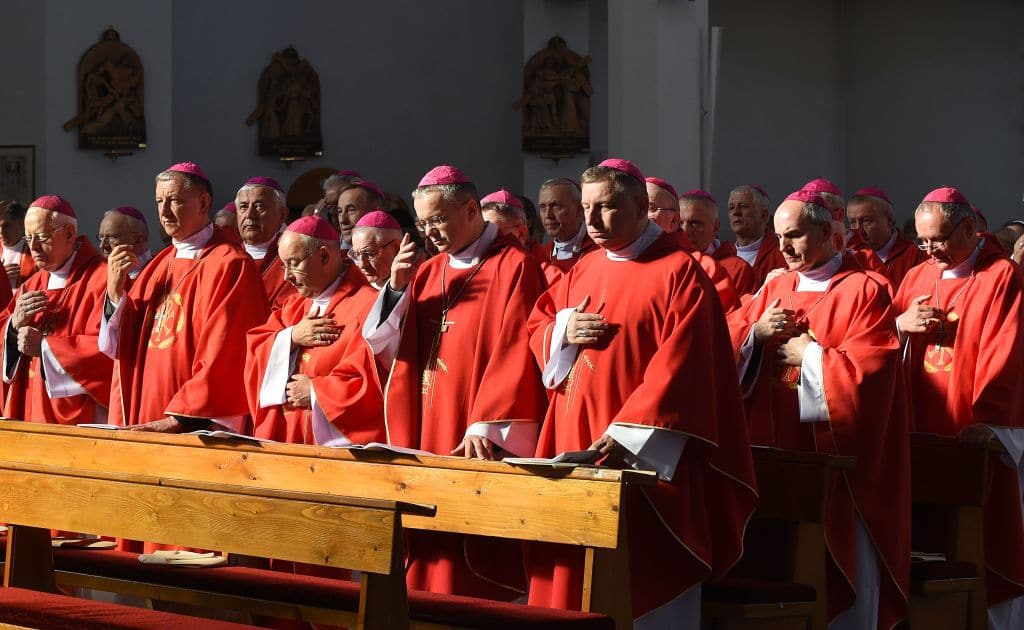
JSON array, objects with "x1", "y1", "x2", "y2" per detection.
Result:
[
  {"x1": 465, "y1": 421, "x2": 540, "y2": 458},
  {"x1": 797, "y1": 341, "x2": 829, "y2": 423},
  {"x1": 98, "y1": 296, "x2": 125, "y2": 359},
  {"x1": 2, "y1": 320, "x2": 19, "y2": 384},
  {"x1": 988, "y1": 426, "x2": 1024, "y2": 470},
  {"x1": 258, "y1": 327, "x2": 297, "y2": 408},
  {"x1": 604, "y1": 424, "x2": 688, "y2": 482},
  {"x1": 40, "y1": 338, "x2": 87, "y2": 399},
  {"x1": 309, "y1": 382, "x2": 352, "y2": 447},
  {"x1": 541, "y1": 307, "x2": 581, "y2": 389},
  {"x1": 737, "y1": 328, "x2": 760, "y2": 397},
  {"x1": 362, "y1": 287, "x2": 409, "y2": 367}
]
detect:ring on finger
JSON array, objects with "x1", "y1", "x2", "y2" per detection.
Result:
[{"x1": 576, "y1": 327, "x2": 587, "y2": 337}]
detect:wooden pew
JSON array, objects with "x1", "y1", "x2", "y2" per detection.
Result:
[
  {"x1": 0, "y1": 459, "x2": 433, "y2": 630},
  {"x1": 907, "y1": 433, "x2": 1003, "y2": 630},
  {"x1": 0, "y1": 421, "x2": 651, "y2": 630},
  {"x1": 703, "y1": 447, "x2": 856, "y2": 630}
]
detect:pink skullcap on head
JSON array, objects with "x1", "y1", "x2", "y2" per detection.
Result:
[
  {"x1": 29, "y1": 195, "x2": 75, "y2": 218},
  {"x1": 480, "y1": 189, "x2": 524, "y2": 209},
  {"x1": 166, "y1": 161, "x2": 210, "y2": 182},
  {"x1": 644, "y1": 177, "x2": 677, "y2": 199},
  {"x1": 222, "y1": 202, "x2": 237, "y2": 214},
  {"x1": 923, "y1": 186, "x2": 970, "y2": 205},
  {"x1": 244, "y1": 176, "x2": 284, "y2": 194},
  {"x1": 418, "y1": 164, "x2": 472, "y2": 187},
  {"x1": 355, "y1": 210, "x2": 401, "y2": 230},
  {"x1": 802, "y1": 177, "x2": 842, "y2": 196},
  {"x1": 785, "y1": 189, "x2": 829, "y2": 209},
  {"x1": 336, "y1": 170, "x2": 362, "y2": 178},
  {"x1": 350, "y1": 178, "x2": 385, "y2": 199},
  {"x1": 286, "y1": 216, "x2": 339, "y2": 241},
  {"x1": 679, "y1": 189, "x2": 717, "y2": 204},
  {"x1": 598, "y1": 158, "x2": 644, "y2": 183},
  {"x1": 111, "y1": 206, "x2": 147, "y2": 224},
  {"x1": 852, "y1": 186, "x2": 891, "y2": 204}
]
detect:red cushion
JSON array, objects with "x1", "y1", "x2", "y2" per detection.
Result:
[
  {"x1": 911, "y1": 560, "x2": 978, "y2": 583},
  {"x1": 0, "y1": 587, "x2": 256, "y2": 629},
  {"x1": 704, "y1": 578, "x2": 816, "y2": 605},
  {"x1": 55, "y1": 550, "x2": 614, "y2": 630}
]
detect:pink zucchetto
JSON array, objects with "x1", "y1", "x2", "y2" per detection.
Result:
[
  {"x1": 679, "y1": 189, "x2": 717, "y2": 204},
  {"x1": 166, "y1": 161, "x2": 210, "y2": 182},
  {"x1": 785, "y1": 189, "x2": 829, "y2": 209},
  {"x1": 287, "y1": 216, "x2": 339, "y2": 241},
  {"x1": 852, "y1": 186, "x2": 891, "y2": 204},
  {"x1": 355, "y1": 210, "x2": 401, "y2": 230},
  {"x1": 802, "y1": 178, "x2": 843, "y2": 197},
  {"x1": 222, "y1": 202, "x2": 237, "y2": 214},
  {"x1": 645, "y1": 177, "x2": 678, "y2": 199},
  {"x1": 480, "y1": 189, "x2": 524, "y2": 209},
  {"x1": 598, "y1": 158, "x2": 644, "y2": 183},
  {"x1": 418, "y1": 165, "x2": 472, "y2": 187},
  {"x1": 29, "y1": 195, "x2": 75, "y2": 218},
  {"x1": 111, "y1": 206, "x2": 147, "y2": 224},
  {"x1": 336, "y1": 169, "x2": 362, "y2": 178},
  {"x1": 923, "y1": 186, "x2": 970, "y2": 205},
  {"x1": 244, "y1": 176, "x2": 284, "y2": 194}
]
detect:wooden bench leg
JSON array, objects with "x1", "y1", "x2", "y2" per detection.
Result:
[
  {"x1": 358, "y1": 515, "x2": 410, "y2": 630},
  {"x1": 582, "y1": 516, "x2": 632, "y2": 630},
  {"x1": 4, "y1": 525, "x2": 56, "y2": 593}
]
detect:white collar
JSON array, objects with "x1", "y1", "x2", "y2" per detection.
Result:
[
  {"x1": 242, "y1": 226, "x2": 284, "y2": 260},
  {"x1": 704, "y1": 238, "x2": 721, "y2": 256},
  {"x1": 942, "y1": 238, "x2": 985, "y2": 279},
  {"x1": 735, "y1": 234, "x2": 764, "y2": 253},
  {"x1": 796, "y1": 252, "x2": 842, "y2": 292},
  {"x1": 2, "y1": 239, "x2": 24, "y2": 255},
  {"x1": 172, "y1": 223, "x2": 214, "y2": 259},
  {"x1": 553, "y1": 222, "x2": 587, "y2": 259},
  {"x1": 448, "y1": 222, "x2": 497, "y2": 270},
  {"x1": 370, "y1": 279, "x2": 387, "y2": 291},
  {"x1": 875, "y1": 230, "x2": 898, "y2": 263},
  {"x1": 308, "y1": 273, "x2": 345, "y2": 315},
  {"x1": 47, "y1": 247, "x2": 79, "y2": 290},
  {"x1": 605, "y1": 220, "x2": 663, "y2": 262},
  {"x1": 128, "y1": 249, "x2": 154, "y2": 279}
]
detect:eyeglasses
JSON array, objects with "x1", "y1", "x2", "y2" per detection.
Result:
[
  {"x1": 414, "y1": 215, "x2": 449, "y2": 231},
  {"x1": 348, "y1": 239, "x2": 397, "y2": 262},
  {"x1": 280, "y1": 251, "x2": 314, "y2": 275},
  {"x1": 916, "y1": 218, "x2": 964, "y2": 251},
  {"x1": 25, "y1": 227, "x2": 67, "y2": 245}
]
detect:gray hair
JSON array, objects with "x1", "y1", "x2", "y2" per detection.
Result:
[
  {"x1": 321, "y1": 173, "x2": 359, "y2": 193},
  {"x1": 796, "y1": 201, "x2": 833, "y2": 228},
  {"x1": 156, "y1": 170, "x2": 212, "y2": 197},
  {"x1": 481, "y1": 202, "x2": 527, "y2": 225},
  {"x1": 102, "y1": 209, "x2": 148, "y2": 237},
  {"x1": 27, "y1": 207, "x2": 77, "y2": 230},
  {"x1": 235, "y1": 183, "x2": 286, "y2": 208},
  {"x1": 915, "y1": 201, "x2": 974, "y2": 224},
  {"x1": 817, "y1": 191, "x2": 844, "y2": 213},
  {"x1": 849, "y1": 193, "x2": 894, "y2": 221},
  {"x1": 411, "y1": 182, "x2": 479, "y2": 204},
  {"x1": 679, "y1": 194, "x2": 719, "y2": 217},
  {"x1": 351, "y1": 225, "x2": 403, "y2": 245},
  {"x1": 539, "y1": 178, "x2": 582, "y2": 205},
  {"x1": 293, "y1": 233, "x2": 338, "y2": 256},
  {"x1": 730, "y1": 185, "x2": 771, "y2": 211},
  {"x1": 579, "y1": 166, "x2": 647, "y2": 202}
]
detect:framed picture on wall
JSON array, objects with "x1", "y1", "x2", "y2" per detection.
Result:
[{"x1": 0, "y1": 145, "x2": 35, "y2": 206}]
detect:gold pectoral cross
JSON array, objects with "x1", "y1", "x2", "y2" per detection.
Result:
[
  {"x1": 152, "y1": 302, "x2": 172, "y2": 333},
  {"x1": 420, "y1": 312, "x2": 454, "y2": 402}
]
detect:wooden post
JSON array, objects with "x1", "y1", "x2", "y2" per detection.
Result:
[
  {"x1": 4, "y1": 525, "x2": 56, "y2": 593},
  {"x1": 358, "y1": 513, "x2": 410, "y2": 630},
  {"x1": 582, "y1": 509, "x2": 632, "y2": 630}
]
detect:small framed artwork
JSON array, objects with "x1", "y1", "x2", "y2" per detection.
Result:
[{"x1": 0, "y1": 146, "x2": 35, "y2": 205}]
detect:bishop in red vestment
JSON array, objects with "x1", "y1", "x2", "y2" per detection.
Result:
[
  {"x1": 893, "y1": 187, "x2": 1024, "y2": 620},
  {"x1": 680, "y1": 189, "x2": 757, "y2": 296},
  {"x1": 246, "y1": 216, "x2": 383, "y2": 446},
  {"x1": 728, "y1": 184, "x2": 787, "y2": 286},
  {"x1": 729, "y1": 191, "x2": 910, "y2": 630},
  {"x1": 363, "y1": 164, "x2": 546, "y2": 600},
  {"x1": 527, "y1": 159, "x2": 758, "y2": 625},
  {"x1": 0, "y1": 201, "x2": 38, "y2": 291},
  {"x1": 1, "y1": 196, "x2": 111, "y2": 425},
  {"x1": 847, "y1": 187, "x2": 927, "y2": 290},
  {"x1": 532, "y1": 177, "x2": 597, "y2": 283},
  {"x1": 101, "y1": 162, "x2": 268, "y2": 434},
  {"x1": 236, "y1": 176, "x2": 295, "y2": 310}
]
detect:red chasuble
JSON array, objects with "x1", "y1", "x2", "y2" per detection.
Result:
[
  {"x1": 527, "y1": 232, "x2": 758, "y2": 617},
  {"x1": 246, "y1": 267, "x2": 383, "y2": 445},
  {"x1": 215, "y1": 223, "x2": 242, "y2": 245},
  {"x1": 108, "y1": 228, "x2": 269, "y2": 428},
  {"x1": 693, "y1": 251, "x2": 741, "y2": 313},
  {"x1": 387, "y1": 232, "x2": 547, "y2": 600},
  {"x1": 851, "y1": 231, "x2": 927, "y2": 291},
  {"x1": 531, "y1": 235, "x2": 599, "y2": 275},
  {"x1": 728, "y1": 254, "x2": 911, "y2": 628},
  {"x1": 893, "y1": 238, "x2": 1024, "y2": 605},
  {"x1": 0, "y1": 238, "x2": 111, "y2": 424},
  {"x1": 711, "y1": 241, "x2": 757, "y2": 296},
  {"x1": 253, "y1": 238, "x2": 296, "y2": 310},
  {"x1": 745, "y1": 232, "x2": 788, "y2": 287}
]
